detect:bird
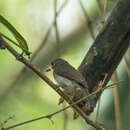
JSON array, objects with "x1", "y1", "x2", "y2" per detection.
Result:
[{"x1": 46, "y1": 58, "x2": 96, "y2": 118}]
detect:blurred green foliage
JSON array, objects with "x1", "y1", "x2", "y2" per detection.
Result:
[{"x1": 0, "y1": 0, "x2": 129, "y2": 130}]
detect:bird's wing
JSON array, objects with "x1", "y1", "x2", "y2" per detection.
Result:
[
  {"x1": 57, "y1": 66, "x2": 96, "y2": 107},
  {"x1": 59, "y1": 68, "x2": 89, "y2": 89}
]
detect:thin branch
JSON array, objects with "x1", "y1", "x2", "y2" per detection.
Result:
[
  {"x1": 112, "y1": 73, "x2": 122, "y2": 130},
  {"x1": 32, "y1": 0, "x2": 67, "y2": 59},
  {"x1": 78, "y1": 0, "x2": 95, "y2": 40},
  {"x1": 0, "y1": 32, "x2": 31, "y2": 55},
  {"x1": 54, "y1": 0, "x2": 60, "y2": 57},
  {"x1": 0, "y1": 0, "x2": 68, "y2": 103},
  {"x1": 58, "y1": 0, "x2": 68, "y2": 13},
  {"x1": 96, "y1": 0, "x2": 108, "y2": 24},
  {"x1": 102, "y1": 0, "x2": 108, "y2": 24},
  {"x1": 96, "y1": 0, "x2": 103, "y2": 16},
  {"x1": 4, "y1": 106, "x2": 70, "y2": 130},
  {"x1": 2, "y1": 39, "x2": 104, "y2": 130}
]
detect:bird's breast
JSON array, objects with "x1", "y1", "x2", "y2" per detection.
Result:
[
  {"x1": 54, "y1": 74, "x2": 84, "y2": 96},
  {"x1": 55, "y1": 74, "x2": 74, "y2": 87}
]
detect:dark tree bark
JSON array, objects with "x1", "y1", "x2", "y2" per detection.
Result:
[{"x1": 78, "y1": 0, "x2": 130, "y2": 102}]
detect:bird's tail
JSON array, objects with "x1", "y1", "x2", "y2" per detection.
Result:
[
  {"x1": 85, "y1": 89, "x2": 96, "y2": 108},
  {"x1": 88, "y1": 96, "x2": 96, "y2": 108}
]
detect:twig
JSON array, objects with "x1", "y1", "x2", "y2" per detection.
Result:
[
  {"x1": 0, "y1": 0, "x2": 68, "y2": 103},
  {"x1": 96, "y1": 0, "x2": 103, "y2": 16},
  {"x1": 105, "y1": 81, "x2": 125, "y2": 90},
  {"x1": 102, "y1": 0, "x2": 108, "y2": 24},
  {"x1": 0, "y1": 32, "x2": 31, "y2": 55},
  {"x1": 31, "y1": 0, "x2": 67, "y2": 59},
  {"x1": 78, "y1": 0, "x2": 95, "y2": 40},
  {"x1": 112, "y1": 73, "x2": 122, "y2": 130},
  {"x1": 96, "y1": 0, "x2": 108, "y2": 24},
  {"x1": 4, "y1": 106, "x2": 70, "y2": 130},
  {"x1": 2, "y1": 39, "x2": 104, "y2": 130},
  {"x1": 54, "y1": 0, "x2": 60, "y2": 57}
]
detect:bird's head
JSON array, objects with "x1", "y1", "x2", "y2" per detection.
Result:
[{"x1": 46, "y1": 58, "x2": 69, "y2": 73}]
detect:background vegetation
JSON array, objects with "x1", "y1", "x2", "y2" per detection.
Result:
[{"x1": 0, "y1": 0, "x2": 130, "y2": 130}]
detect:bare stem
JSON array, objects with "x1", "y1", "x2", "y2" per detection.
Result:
[
  {"x1": 54, "y1": 0, "x2": 60, "y2": 57},
  {"x1": 112, "y1": 72, "x2": 122, "y2": 130},
  {"x1": 79, "y1": 0, "x2": 95, "y2": 40},
  {"x1": 0, "y1": 32, "x2": 31, "y2": 55},
  {"x1": 5, "y1": 106, "x2": 70, "y2": 130},
  {"x1": 96, "y1": 0, "x2": 108, "y2": 24}
]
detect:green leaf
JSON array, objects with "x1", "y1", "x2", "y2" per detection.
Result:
[{"x1": 0, "y1": 14, "x2": 30, "y2": 55}]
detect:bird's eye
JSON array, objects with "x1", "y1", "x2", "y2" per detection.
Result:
[{"x1": 51, "y1": 62, "x2": 54, "y2": 66}]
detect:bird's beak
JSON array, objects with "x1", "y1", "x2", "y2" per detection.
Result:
[{"x1": 45, "y1": 66, "x2": 54, "y2": 72}]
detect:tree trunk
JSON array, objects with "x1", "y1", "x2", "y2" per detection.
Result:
[{"x1": 78, "y1": 0, "x2": 130, "y2": 101}]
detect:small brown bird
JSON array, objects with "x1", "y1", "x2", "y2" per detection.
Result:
[{"x1": 46, "y1": 58, "x2": 96, "y2": 117}]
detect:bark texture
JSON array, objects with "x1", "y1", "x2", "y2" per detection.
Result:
[{"x1": 78, "y1": 0, "x2": 130, "y2": 107}]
